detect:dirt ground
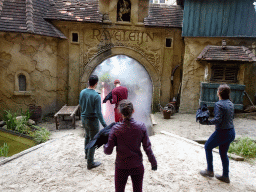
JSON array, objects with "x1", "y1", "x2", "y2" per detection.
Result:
[
  {"x1": 152, "y1": 112, "x2": 256, "y2": 141},
  {"x1": 0, "y1": 112, "x2": 256, "y2": 192}
]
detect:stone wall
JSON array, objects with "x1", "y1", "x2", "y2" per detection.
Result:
[
  {"x1": 0, "y1": 32, "x2": 68, "y2": 118},
  {"x1": 179, "y1": 37, "x2": 256, "y2": 113},
  {"x1": 52, "y1": 20, "x2": 184, "y2": 112},
  {"x1": 0, "y1": 24, "x2": 184, "y2": 119}
]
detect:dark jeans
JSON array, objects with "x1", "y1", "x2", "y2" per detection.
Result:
[
  {"x1": 82, "y1": 117, "x2": 99, "y2": 165},
  {"x1": 115, "y1": 165, "x2": 144, "y2": 192},
  {"x1": 205, "y1": 128, "x2": 235, "y2": 177}
]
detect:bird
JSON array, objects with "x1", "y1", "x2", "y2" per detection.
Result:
[{"x1": 85, "y1": 122, "x2": 117, "y2": 150}]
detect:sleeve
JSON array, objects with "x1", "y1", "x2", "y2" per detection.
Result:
[
  {"x1": 79, "y1": 91, "x2": 83, "y2": 112},
  {"x1": 95, "y1": 94, "x2": 107, "y2": 127},
  {"x1": 208, "y1": 102, "x2": 223, "y2": 125},
  {"x1": 112, "y1": 89, "x2": 117, "y2": 104},
  {"x1": 142, "y1": 124, "x2": 157, "y2": 167},
  {"x1": 79, "y1": 91, "x2": 82, "y2": 106},
  {"x1": 104, "y1": 127, "x2": 116, "y2": 155}
]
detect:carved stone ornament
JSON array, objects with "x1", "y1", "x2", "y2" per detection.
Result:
[{"x1": 82, "y1": 43, "x2": 161, "y2": 79}]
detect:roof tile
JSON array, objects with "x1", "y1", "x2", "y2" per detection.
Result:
[
  {"x1": 44, "y1": 0, "x2": 103, "y2": 23},
  {"x1": 0, "y1": 1, "x2": 184, "y2": 38},
  {"x1": 0, "y1": 0, "x2": 66, "y2": 38},
  {"x1": 144, "y1": 4, "x2": 183, "y2": 28},
  {"x1": 197, "y1": 45, "x2": 256, "y2": 62}
]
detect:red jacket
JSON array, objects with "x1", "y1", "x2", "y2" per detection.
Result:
[
  {"x1": 104, "y1": 118, "x2": 157, "y2": 169},
  {"x1": 111, "y1": 86, "x2": 128, "y2": 108}
]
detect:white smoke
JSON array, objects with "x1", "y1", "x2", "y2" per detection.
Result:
[{"x1": 92, "y1": 55, "x2": 153, "y2": 134}]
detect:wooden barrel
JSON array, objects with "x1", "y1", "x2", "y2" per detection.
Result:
[
  {"x1": 29, "y1": 104, "x2": 42, "y2": 123},
  {"x1": 163, "y1": 110, "x2": 171, "y2": 119}
]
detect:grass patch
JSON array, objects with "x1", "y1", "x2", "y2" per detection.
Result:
[
  {"x1": 32, "y1": 126, "x2": 51, "y2": 144},
  {"x1": 228, "y1": 137, "x2": 256, "y2": 159},
  {"x1": 0, "y1": 143, "x2": 9, "y2": 157}
]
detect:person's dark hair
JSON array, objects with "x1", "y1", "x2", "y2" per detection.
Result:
[
  {"x1": 89, "y1": 75, "x2": 98, "y2": 87},
  {"x1": 218, "y1": 84, "x2": 231, "y2": 100},
  {"x1": 118, "y1": 100, "x2": 133, "y2": 120}
]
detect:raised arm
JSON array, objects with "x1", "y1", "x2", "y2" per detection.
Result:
[
  {"x1": 208, "y1": 103, "x2": 223, "y2": 125},
  {"x1": 104, "y1": 127, "x2": 116, "y2": 155},
  {"x1": 112, "y1": 90, "x2": 117, "y2": 104}
]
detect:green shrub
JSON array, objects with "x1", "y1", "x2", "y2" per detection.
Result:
[
  {"x1": 3, "y1": 110, "x2": 17, "y2": 131},
  {"x1": 20, "y1": 109, "x2": 31, "y2": 122},
  {"x1": 228, "y1": 137, "x2": 256, "y2": 158},
  {"x1": 15, "y1": 116, "x2": 30, "y2": 134},
  {"x1": 0, "y1": 143, "x2": 9, "y2": 157},
  {"x1": 33, "y1": 127, "x2": 51, "y2": 144},
  {"x1": 2, "y1": 110, "x2": 51, "y2": 145}
]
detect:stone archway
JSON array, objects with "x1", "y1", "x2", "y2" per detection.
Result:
[{"x1": 80, "y1": 46, "x2": 161, "y2": 111}]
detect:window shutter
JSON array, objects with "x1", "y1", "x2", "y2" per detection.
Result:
[
  {"x1": 211, "y1": 65, "x2": 224, "y2": 81},
  {"x1": 211, "y1": 64, "x2": 238, "y2": 83},
  {"x1": 225, "y1": 65, "x2": 238, "y2": 82}
]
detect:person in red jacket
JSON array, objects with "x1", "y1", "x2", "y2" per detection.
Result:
[
  {"x1": 111, "y1": 79, "x2": 128, "y2": 122},
  {"x1": 104, "y1": 100, "x2": 157, "y2": 192}
]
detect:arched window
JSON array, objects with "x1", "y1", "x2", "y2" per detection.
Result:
[
  {"x1": 117, "y1": 0, "x2": 131, "y2": 22},
  {"x1": 14, "y1": 71, "x2": 32, "y2": 95},
  {"x1": 18, "y1": 74, "x2": 26, "y2": 91}
]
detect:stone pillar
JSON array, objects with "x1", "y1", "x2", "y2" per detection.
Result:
[{"x1": 68, "y1": 30, "x2": 81, "y2": 106}]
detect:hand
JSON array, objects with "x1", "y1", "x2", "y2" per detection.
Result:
[
  {"x1": 199, "y1": 119, "x2": 208, "y2": 125},
  {"x1": 152, "y1": 165, "x2": 157, "y2": 171}
]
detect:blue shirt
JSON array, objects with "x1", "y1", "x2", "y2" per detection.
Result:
[
  {"x1": 208, "y1": 99, "x2": 234, "y2": 130},
  {"x1": 79, "y1": 88, "x2": 107, "y2": 127}
]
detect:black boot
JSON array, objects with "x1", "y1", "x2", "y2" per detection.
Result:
[
  {"x1": 215, "y1": 174, "x2": 230, "y2": 183},
  {"x1": 87, "y1": 161, "x2": 101, "y2": 170},
  {"x1": 200, "y1": 169, "x2": 214, "y2": 177}
]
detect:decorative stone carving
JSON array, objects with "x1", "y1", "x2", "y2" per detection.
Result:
[
  {"x1": 117, "y1": 0, "x2": 131, "y2": 22},
  {"x1": 82, "y1": 43, "x2": 161, "y2": 77}
]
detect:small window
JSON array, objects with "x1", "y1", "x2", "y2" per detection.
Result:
[
  {"x1": 19, "y1": 74, "x2": 26, "y2": 91},
  {"x1": 211, "y1": 64, "x2": 239, "y2": 83},
  {"x1": 72, "y1": 33, "x2": 79, "y2": 43},
  {"x1": 14, "y1": 71, "x2": 32, "y2": 95},
  {"x1": 166, "y1": 38, "x2": 172, "y2": 47}
]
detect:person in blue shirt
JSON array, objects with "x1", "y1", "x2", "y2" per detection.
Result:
[
  {"x1": 79, "y1": 75, "x2": 107, "y2": 170},
  {"x1": 199, "y1": 84, "x2": 236, "y2": 183}
]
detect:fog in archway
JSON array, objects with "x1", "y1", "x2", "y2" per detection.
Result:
[{"x1": 92, "y1": 55, "x2": 153, "y2": 134}]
